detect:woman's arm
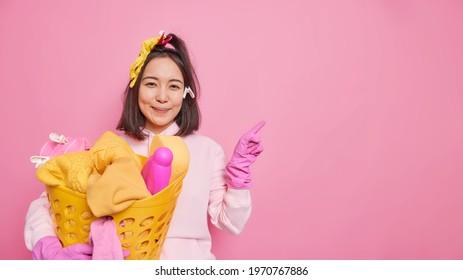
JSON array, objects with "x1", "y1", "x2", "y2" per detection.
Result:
[
  {"x1": 24, "y1": 192, "x2": 56, "y2": 251},
  {"x1": 208, "y1": 145, "x2": 252, "y2": 235}
]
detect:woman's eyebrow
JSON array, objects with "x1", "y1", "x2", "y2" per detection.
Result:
[
  {"x1": 169, "y1": 79, "x2": 184, "y2": 84},
  {"x1": 142, "y1": 76, "x2": 183, "y2": 84},
  {"x1": 142, "y1": 76, "x2": 158, "y2": 81}
]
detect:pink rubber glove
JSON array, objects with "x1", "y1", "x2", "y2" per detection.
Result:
[
  {"x1": 32, "y1": 236, "x2": 93, "y2": 260},
  {"x1": 225, "y1": 121, "x2": 265, "y2": 190}
]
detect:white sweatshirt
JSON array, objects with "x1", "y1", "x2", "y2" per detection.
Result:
[{"x1": 24, "y1": 123, "x2": 252, "y2": 259}]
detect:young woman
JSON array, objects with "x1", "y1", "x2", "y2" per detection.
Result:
[{"x1": 25, "y1": 31, "x2": 264, "y2": 260}]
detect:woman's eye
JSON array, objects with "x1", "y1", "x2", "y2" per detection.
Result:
[
  {"x1": 170, "y1": 85, "x2": 180, "y2": 89},
  {"x1": 146, "y1": 82, "x2": 157, "y2": 86}
]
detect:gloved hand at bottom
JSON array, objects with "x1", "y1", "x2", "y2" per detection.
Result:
[{"x1": 32, "y1": 236, "x2": 93, "y2": 260}]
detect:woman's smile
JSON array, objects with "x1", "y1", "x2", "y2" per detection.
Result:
[{"x1": 152, "y1": 106, "x2": 170, "y2": 113}]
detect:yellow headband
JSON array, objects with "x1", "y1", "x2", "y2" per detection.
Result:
[{"x1": 129, "y1": 31, "x2": 172, "y2": 88}]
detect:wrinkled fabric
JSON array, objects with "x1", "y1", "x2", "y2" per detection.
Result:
[
  {"x1": 87, "y1": 131, "x2": 150, "y2": 217},
  {"x1": 36, "y1": 151, "x2": 93, "y2": 193},
  {"x1": 89, "y1": 217, "x2": 124, "y2": 260},
  {"x1": 129, "y1": 34, "x2": 165, "y2": 88}
]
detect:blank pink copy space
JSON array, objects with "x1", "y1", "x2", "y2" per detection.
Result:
[{"x1": 1, "y1": 0, "x2": 462, "y2": 259}]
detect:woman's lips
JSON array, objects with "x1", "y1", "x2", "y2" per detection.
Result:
[{"x1": 152, "y1": 107, "x2": 170, "y2": 113}]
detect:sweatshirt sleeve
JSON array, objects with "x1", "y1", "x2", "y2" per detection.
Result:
[
  {"x1": 208, "y1": 144, "x2": 252, "y2": 235},
  {"x1": 24, "y1": 192, "x2": 56, "y2": 251}
]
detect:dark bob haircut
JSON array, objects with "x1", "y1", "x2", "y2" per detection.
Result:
[{"x1": 116, "y1": 33, "x2": 201, "y2": 140}]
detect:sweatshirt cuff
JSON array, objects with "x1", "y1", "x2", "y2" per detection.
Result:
[{"x1": 225, "y1": 187, "x2": 251, "y2": 208}]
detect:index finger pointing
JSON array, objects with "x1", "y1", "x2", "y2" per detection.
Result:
[{"x1": 249, "y1": 121, "x2": 266, "y2": 134}]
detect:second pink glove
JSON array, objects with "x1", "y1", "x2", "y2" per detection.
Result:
[{"x1": 32, "y1": 236, "x2": 93, "y2": 260}]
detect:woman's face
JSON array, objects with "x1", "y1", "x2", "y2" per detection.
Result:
[{"x1": 138, "y1": 57, "x2": 184, "y2": 134}]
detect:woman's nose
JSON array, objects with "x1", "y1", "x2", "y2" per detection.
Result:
[{"x1": 155, "y1": 87, "x2": 169, "y2": 103}]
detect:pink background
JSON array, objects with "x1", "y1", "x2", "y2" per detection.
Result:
[{"x1": 1, "y1": 0, "x2": 462, "y2": 260}]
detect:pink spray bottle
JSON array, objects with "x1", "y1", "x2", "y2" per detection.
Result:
[{"x1": 141, "y1": 147, "x2": 173, "y2": 195}]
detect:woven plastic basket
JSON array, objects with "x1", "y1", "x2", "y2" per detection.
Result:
[{"x1": 45, "y1": 166, "x2": 186, "y2": 260}]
